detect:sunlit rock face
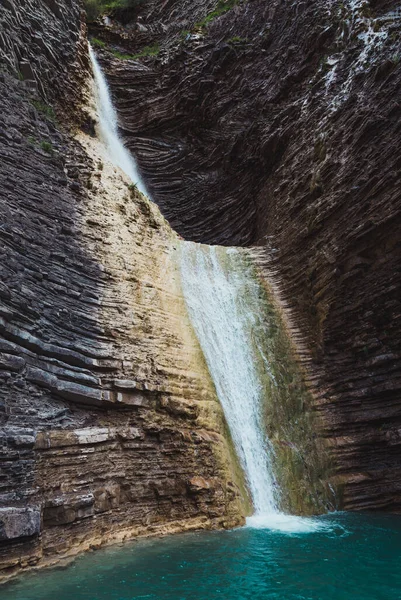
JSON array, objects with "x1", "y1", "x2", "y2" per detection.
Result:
[
  {"x1": 99, "y1": 0, "x2": 401, "y2": 511},
  {"x1": 0, "y1": 0, "x2": 244, "y2": 581}
]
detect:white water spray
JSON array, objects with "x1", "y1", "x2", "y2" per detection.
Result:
[
  {"x1": 180, "y1": 243, "x2": 325, "y2": 533},
  {"x1": 88, "y1": 43, "x2": 148, "y2": 196}
]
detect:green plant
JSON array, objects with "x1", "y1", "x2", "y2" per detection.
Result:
[
  {"x1": 226, "y1": 35, "x2": 247, "y2": 45},
  {"x1": 227, "y1": 35, "x2": 248, "y2": 49},
  {"x1": 40, "y1": 140, "x2": 53, "y2": 154},
  {"x1": 84, "y1": 0, "x2": 148, "y2": 22},
  {"x1": 372, "y1": 20, "x2": 382, "y2": 33},
  {"x1": 85, "y1": 0, "x2": 102, "y2": 21},
  {"x1": 106, "y1": 0, "x2": 147, "y2": 8},
  {"x1": 360, "y1": 3, "x2": 373, "y2": 18},
  {"x1": 195, "y1": 0, "x2": 240, "y2": 29},
  {"x1": 131, "y1": 43, "x2": 160, "y2": 59},
  {"x1": 134, "y1": 44, "x2": 160, "y2": 58},
  {"x1": 27, "y1": 136, "x2": 35, "y2": 145},
  {"x1": 110, "y1": 49, "x2": 136, "y2": 60},
  {"x1": 111, "y1": 43, "x2": 160, "y2": 60},
  {"x1": 31, "y1": 99, "x2": 55, "y2": 121},
  {"x1": 91, "y1": 37, "x2": 106, "y2": 48}
]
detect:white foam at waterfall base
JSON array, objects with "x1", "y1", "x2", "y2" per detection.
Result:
[
  {"x1": 88, "y1": 44, "x2": 149, "y2": 196},
  {"x1": 180, "y1": 242, "x2": 330, "y2": 535},
  {"x1": 246, "y1": 514, "x2": 329, "y2": 534}
]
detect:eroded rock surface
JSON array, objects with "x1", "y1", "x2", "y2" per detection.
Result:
[{"x1": 1, "y1": 0, "x2": 401, "y2": 582}]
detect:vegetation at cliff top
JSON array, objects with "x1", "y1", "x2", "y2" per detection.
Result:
[
  {"x1": 195, "y1": 0, "x2": 241, "y2": 29},
  {"x1": 84, "y1": 0, "x2": 147, "y2": 22},
  {"x1": 91, "y1": 36, "x2": 159, "y2": 60}
]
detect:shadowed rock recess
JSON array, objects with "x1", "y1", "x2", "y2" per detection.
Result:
[{"x1": 0, "y1": 0, "x2": 401, "y2": 582}]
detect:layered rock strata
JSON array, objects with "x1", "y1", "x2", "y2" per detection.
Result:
[
  {"x1": 96, "y1": 0, "x2": 401, "y2": 511},
  {"x1": 0, "y1": 0, "x2": 244, "y2": 581},
  {"x1": 1, "y1": 0, "x2": 401, "y2": 582}
]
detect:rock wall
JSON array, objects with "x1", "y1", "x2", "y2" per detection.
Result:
[
  {"x1": 0, "y1": 0, "x2": 244, "y2": 581},
  {"x1": 1, "y1": 0, "x2": 401, "y2": 581},
  {"x1": 95, "y1": 0, "x2": 401, "y2": 511}
]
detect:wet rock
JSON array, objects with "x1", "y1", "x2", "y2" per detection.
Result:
[{"x1": 0, "y1": 508, "x2": 41, "y2": 540}]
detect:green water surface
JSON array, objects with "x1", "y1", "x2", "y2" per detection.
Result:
[{"x1": 2, "y1": 513, "x2": 401, "y2": 600}]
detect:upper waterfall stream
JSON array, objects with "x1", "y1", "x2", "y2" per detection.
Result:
[
  {"x1": 89, "y1": 46, "x2": 326, "y2": 534},
  {"x1": 88, "y1": 43, "x2": 148, "y2": 196}
]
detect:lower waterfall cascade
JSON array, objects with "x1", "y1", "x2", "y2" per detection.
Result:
[
  {"x1": 179, "y1": 243, "x2": 328, "y2": 533},
  {"x1": 180, "y1": 244, "x2": 278, "y2": 514},
  {"x1": 88, "y1": 45, "x2": 327, "y2": 534}
]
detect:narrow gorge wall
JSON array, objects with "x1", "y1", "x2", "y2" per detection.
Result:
[
  {"x1": 0, "y1": 0, "x2": 244, "y2": 581},
  {"x1": 93, "y1": 0, "x2": 401, "y2": 512},
  {"x1": 1, "y1": 0, "x2": 401, "y2": 582}
]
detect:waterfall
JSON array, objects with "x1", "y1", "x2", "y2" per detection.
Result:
[
  {"x1": 180, "y1": 243, "x2": 324, "y2": 533},
  {"x1": 88, "y1": 43, "x2": 148, "y2": 196},
  {"x1": 88, "y1": 46, "x2": 324, "y2": 534},
  {"x1": 180, "y1": 244, "x2": 279, "y2": 514}
]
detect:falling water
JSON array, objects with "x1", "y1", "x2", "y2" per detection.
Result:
[
  {"x1": 88, "y1": 43, "x2": 148, "y2": 196},
  {"x1": 180, "y1": 243, "x2": 324, "y2": 533},
  {"x1": 181, "y1": 244, "x2": 278, "y2": 513}
]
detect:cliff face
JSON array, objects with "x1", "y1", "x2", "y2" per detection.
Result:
[
  {"x1": 0, "y1": 0, "x2": 244, "y2": 580},
  {"x1": 97, "y1": 0, "x2": 401, "y2": 511},
  {"x1": 1, "y1": 0, "x2": 401, "y2": 581}
]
